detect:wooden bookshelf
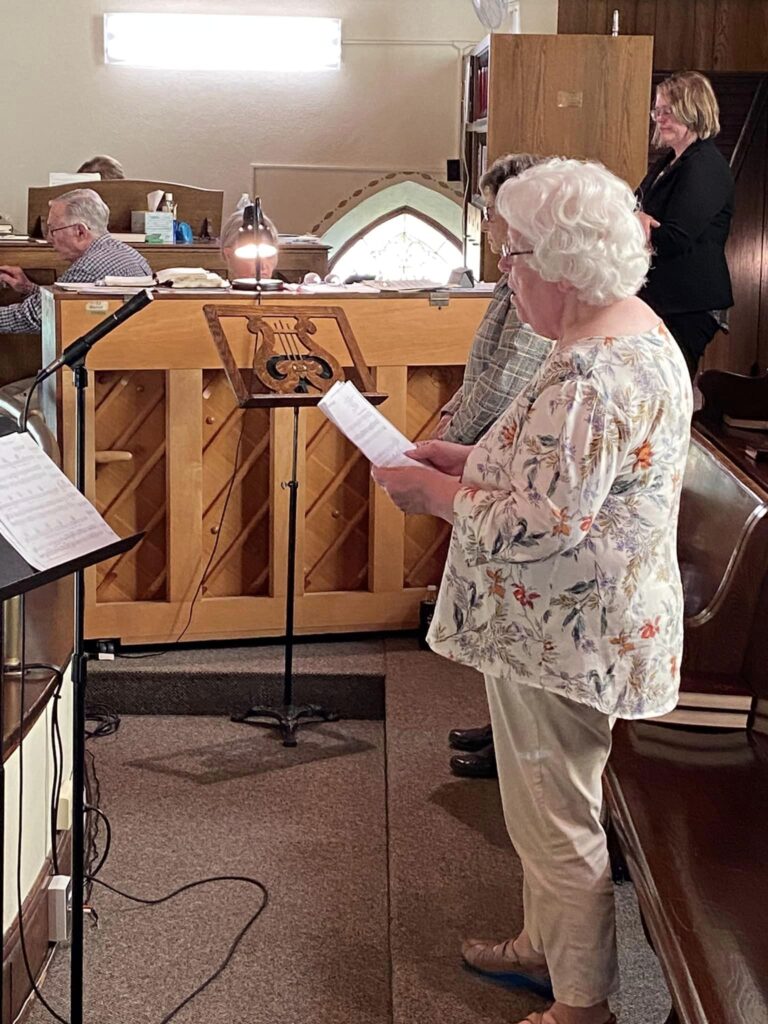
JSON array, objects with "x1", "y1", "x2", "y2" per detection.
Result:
[{"x1": 460, "y1": 33, "x2": 653, "y2": 282}]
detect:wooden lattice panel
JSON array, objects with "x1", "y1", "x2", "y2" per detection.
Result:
[
  {"x1": 93, "y1": 370, "x2": 168, "y2": 602},
  {"x1": 403, "y1": 365, "x2": 463, "y2": 588},
  {"x1": 303, "y1": 408, "x2": 369, "y2": 593},
  {"x1": 200, "y1": 371, "x2": 271, "y2": 597}
]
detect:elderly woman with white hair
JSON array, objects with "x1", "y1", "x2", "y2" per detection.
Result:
[{"x1": 374, "y1": 159, "x2": 692, "y2": 1024}]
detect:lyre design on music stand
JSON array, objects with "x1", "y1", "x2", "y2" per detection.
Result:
[{"x1": 203, "y1": 303, "x2": 385, "y2": 745}]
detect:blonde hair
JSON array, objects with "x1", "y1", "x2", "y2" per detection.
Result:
[
  {"x1": 653, "y1": 71, "x2": 720, "y2": 148},
  {"x1": 495, "y1": 158, "x2": 649, "y2": 307}
]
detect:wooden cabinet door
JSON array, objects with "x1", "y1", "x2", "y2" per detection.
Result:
[{"x1": 488, "y1": 34, "x2": 653, "y2": 190}]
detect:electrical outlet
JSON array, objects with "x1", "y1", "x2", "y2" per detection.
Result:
[{"x1": 48, "y1": 875, "x2": 72, "y2": 943}]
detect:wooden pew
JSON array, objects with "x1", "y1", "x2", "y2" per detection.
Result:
[
  {"x1": 28, "y1": 179, "x2": 224, "y2": 239},
  {"x1": 605, "y1": 426, "x2": 768, "y2": 1024}
]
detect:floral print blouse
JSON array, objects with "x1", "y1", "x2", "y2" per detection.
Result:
[{"x1": 428, "y1": 324, "x2": 692, "y2": 719}]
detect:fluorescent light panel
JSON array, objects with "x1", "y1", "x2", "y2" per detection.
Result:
[{"x1": 104, "y1": 13, "x2": 341, "y2": 71}]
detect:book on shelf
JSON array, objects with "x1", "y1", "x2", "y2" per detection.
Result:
[
  {"x1": 723, "y1": 413, "x2": 768, "y2": 431},
  {"x1": 651, "y1": 707, "x2": 750, "y2": 729},
  {"x1": 649, "y1": 674, "x2": 753, "y2": 730}
]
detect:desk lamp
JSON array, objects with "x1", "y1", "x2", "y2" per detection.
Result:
[{"x1": 232, "y1": 196, "x2": 282, "y2": 295}]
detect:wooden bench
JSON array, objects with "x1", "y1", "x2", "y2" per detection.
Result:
[{"x1": 605, "y1": 428, "x2": 768, "y2": 1024}]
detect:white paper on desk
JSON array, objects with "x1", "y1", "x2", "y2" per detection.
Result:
[
  {"x1": 0, "y1": 432, "x2": 120, "y2": 571},
  {"x1": 318, "y1": 381, "x2": 415, "y2": 468}
]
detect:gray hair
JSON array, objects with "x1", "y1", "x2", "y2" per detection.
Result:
[
  {"x1": 496, "y1": 159, "x2": 649, "y2": 307},
  {"x1": 50, "y1": 189, "x2": 110, "y2": 237},
  {"x1": 220, "y1": 208, "x2": 278, "y2": 253},
  {"x1": 77, "y1": 154, "x2": 125, "y2": 179},
  {"x1": 479, "y1": 153, "x2": 544, "y2": 198}
]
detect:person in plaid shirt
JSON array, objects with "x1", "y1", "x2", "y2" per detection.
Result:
[
  {"x1": 435, "y1": 154, "x2": 553, "y2": 780},
  {"x1": 0, "y1": 188, "x2": 150, "y2": 335}
]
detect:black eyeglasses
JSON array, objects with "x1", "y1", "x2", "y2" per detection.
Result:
[{"x1": 46, "y1": 223, "x2": 81, "y2": 237}]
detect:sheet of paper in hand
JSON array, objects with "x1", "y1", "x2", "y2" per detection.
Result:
[{"x1": 318, "y1": 380, "x2": 414, "y2": 468}]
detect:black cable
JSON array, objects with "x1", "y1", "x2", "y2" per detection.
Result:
[
  {"x1": 88, "y1": 874, "x2": 269, "y2": 1024},
  {"x1": 117, "y1": 411, "x2": 249, "y2": 659},
  {"x1": 85, "y1": 703, "x2": 120, "y2": 738},
  {"x1": 84, "y1": 805, "x2": 111, "y2": 880},
  {"x1": 84, "y1": 748, "x2": 103, "y2": 904},
  {"x1": 50, "y1": 680, "x2": 64, "y2": 876}
]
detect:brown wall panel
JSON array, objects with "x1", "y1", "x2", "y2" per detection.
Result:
[
  {"x1": 703, "y1": 97, "x2": 768, "y2": 374},
  {"x1": 558, "y1": 0, "x2": 768, "y2": 71},
  {"x1": 692, "y1": 0, "x2": 717, "y2": 68}
]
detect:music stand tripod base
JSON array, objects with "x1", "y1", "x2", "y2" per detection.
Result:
[{"x1": 232, "y1": 704, "x2": 340, "y2": 747}]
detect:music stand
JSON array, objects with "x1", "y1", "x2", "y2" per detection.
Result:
[{"x1": 204, "y1": 304, "x2": 386, "y2": 746}]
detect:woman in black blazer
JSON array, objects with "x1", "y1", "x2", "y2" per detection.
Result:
[{"x1": 636, "y1": 71, "x2": 734, "y2": 376}]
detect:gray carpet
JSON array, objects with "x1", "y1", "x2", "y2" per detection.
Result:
[{"x1": 29, "y1": 640, "x2": 670, "y2": 1024}]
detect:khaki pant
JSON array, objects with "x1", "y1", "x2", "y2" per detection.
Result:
[{"x1": 484, "y1": 674, "x2": 619, "y2": 1007}]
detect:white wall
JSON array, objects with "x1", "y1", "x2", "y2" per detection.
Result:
[
  {"x1": 0, "y1": 1, "x2": 486, "y2": 233},
  {"x1": 518, "y1": 0, "x2": 558, "y2": 34}
]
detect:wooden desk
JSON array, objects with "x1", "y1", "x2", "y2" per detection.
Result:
[
  {"x1": 43, "y1": 288, "x2": 488, "y2": 646},
  {"x1": 0, "y1": 240, "x2": 330, "y2": 385}
]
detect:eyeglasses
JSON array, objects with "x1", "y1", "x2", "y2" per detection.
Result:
[
  {"x1": 500, "y1": 245, "x2": 533, "y2": 259},
  {"x1": 650, "y1": 105, "x2": 674, "y2": 122},
  {"x1": 46, "y1": 222, "x2": 81, "y2": 237}
]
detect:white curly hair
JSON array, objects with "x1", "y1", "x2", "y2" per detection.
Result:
[{"x1": 495, "y1": 158, "x2": 649, "y2": 307}]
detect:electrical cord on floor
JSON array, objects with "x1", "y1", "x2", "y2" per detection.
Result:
[
  {"x1": 116, "y1": 412, "x2": 248, "y2": 660},
  {"x1": 87, "y1": 873, "x2": 269, "y2": 1024},
  {"x1": 85, "y1": 703, "x2": 121, "y2": 738}
]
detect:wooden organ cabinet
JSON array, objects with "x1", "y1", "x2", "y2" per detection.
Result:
[{"x1": 462, "y1": 33, "x2": 653, "y2": 282}]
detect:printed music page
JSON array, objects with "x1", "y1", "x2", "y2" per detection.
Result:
[
  {"x1": 0, "y1": 432, "x2": 120, "y2": 571},
  {"x1": 318, "y1": 381, "x2": 415, "y2": 468}
]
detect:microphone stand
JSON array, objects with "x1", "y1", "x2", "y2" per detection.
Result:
[{"x1": 70, "y1": 359, "x2": 88, "y2": 1024}]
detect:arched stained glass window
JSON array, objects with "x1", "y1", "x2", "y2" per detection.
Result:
[{"x1": 330, "y1": 207, "x2": 462, "y2": 284}]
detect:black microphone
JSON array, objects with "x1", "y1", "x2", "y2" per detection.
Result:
[{"x1": 36, "y1": 288, "x2": 154, "y2": 383}]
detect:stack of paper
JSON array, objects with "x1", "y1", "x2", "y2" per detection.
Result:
[
  {"x1": 0, "y1": 433, "x2": 120, "y2": 571},
  {"x1": 318, "y1": 381, "x2": 415, "y2": 468}
]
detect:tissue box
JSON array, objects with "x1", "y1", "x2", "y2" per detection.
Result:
[{"x1": 144, "y1": 211, "x2": 174, "y2": 244}]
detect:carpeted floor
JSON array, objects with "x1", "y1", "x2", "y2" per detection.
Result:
[{"x1": 29, "y1": 640, "x2": 671, "y2": 1024}]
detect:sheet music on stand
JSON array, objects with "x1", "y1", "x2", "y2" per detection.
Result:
[
  {"x1": 0, "y1": 432, "x2": 120, "y2": 571},
  {"x1": 318, "y1": 380, "x2": 415, "y2": 468}
]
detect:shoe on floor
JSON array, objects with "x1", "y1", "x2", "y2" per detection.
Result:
[
  {"x1": 448, "y1": 723, "x2": 493, "y2": 751},
  {"x1": 450, "y1": 743, "x2": 497, "y2": 779},
  {"x1": 461, "y1": 938, "x2": 553, "y2": 998}
]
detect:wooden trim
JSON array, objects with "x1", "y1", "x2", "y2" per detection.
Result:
[
  {"x1": 167, "y1": 371, "x2": 204, "y2": 604},
  {"x1": 731, "y1": 77, "x2": 768, "y2": 180},
  {"x1": 368, "y1": 367, "x2": 407, "y2": 593},
  {"x1": 603, "y1": 770, "x2": 708, "y2": 1024},
  {"x1": 2, "y1": 667, "x2": 64, "y2": 765},
  {"x1": 2, "y1": 830, "x2": 71, "y2": 1024}
]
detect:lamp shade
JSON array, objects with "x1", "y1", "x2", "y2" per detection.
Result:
[{"x1": 235, "y1": 197, "x2": 278, "y2": 259}]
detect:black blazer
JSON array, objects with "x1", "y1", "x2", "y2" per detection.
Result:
[{"x1": 636, "y1": 138, "x2": 734, "y2": 316}]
